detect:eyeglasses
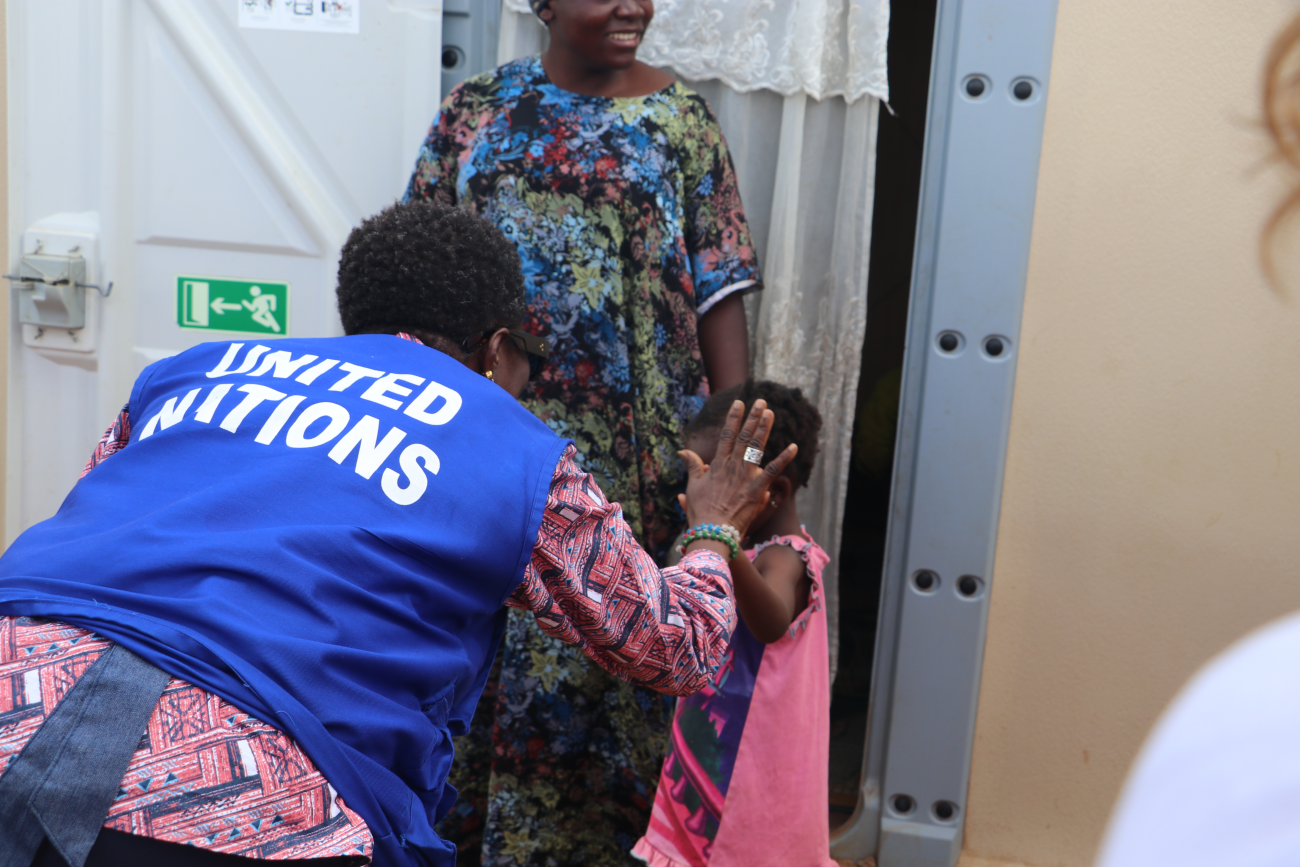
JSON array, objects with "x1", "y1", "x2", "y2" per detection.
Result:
[{"x1": 460, "y1": 328, "x2": 551, "y2": 381}]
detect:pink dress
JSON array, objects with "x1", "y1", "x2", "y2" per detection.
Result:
[{"x1": 633, "y1": 530, "x2": 838, "y2": 867}]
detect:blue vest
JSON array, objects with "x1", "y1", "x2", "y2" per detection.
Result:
[{"x1": 0, "y1": 335, "x2": 568, "y2": 867}]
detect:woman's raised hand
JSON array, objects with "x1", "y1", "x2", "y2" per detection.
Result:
[{"x1": 680, "y1": 399, "x2": 798, "y2": 538}]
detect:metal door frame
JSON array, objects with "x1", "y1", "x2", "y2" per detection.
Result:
[{"x1": 831, "y1": 2, "x2": 1059, "y2": 864}]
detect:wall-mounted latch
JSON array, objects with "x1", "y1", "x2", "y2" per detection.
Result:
[
  {"x1": 4, "y1": 244, "x2": 112, "y2": 331},
  {"x1": 7, "y1": 212, "x2": 106, "y2": 356}
]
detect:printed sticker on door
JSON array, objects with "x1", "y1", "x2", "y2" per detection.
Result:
[
  {"x1": 177, "y1": 276, "x2": 289, "y2": 336},
  {"x1": 239, "y1": 0, "x2": 360, "y2": 34}
]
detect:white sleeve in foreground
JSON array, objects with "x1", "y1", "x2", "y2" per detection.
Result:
[{"x1": 1096, "y1": 609, "x2": 1300, "y2": 867}]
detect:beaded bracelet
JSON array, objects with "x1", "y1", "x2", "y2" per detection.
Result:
[
  {"x1": 679, "y1": 523, "x2": 741, "y2": 560},
  {"x1": 687, "y1": 523, "x2": 740, "y2": 550}
]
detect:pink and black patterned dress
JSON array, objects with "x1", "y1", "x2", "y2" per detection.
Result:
[{"x1": 633, "y1": 531, "x2": 838, "y2": 867}]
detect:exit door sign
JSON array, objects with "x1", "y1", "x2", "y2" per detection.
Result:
[{"x1": 177, "y1": 276, "x2": 289, "y2": 336}]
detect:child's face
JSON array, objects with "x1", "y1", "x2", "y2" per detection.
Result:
[{"x1": 686, "y1": 430, "x2": 719, "y2": 466}]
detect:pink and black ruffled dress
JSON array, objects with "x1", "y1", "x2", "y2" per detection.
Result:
[{"x1": 634, "y1": 530, "x2": 839, "y2": 867}]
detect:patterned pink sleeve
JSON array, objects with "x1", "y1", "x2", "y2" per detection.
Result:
[
  {"x1": 80, "y1": 404, "x2": 132, "y2": 479},
  {"x1": 508, "y1": 445, "x2": 737, "y2": 696}
]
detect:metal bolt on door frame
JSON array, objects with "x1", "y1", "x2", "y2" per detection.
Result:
[{"x1": 830, "y1": 2, "x2": 1059, "y2": 865}]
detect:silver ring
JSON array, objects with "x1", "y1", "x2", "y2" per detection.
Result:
[{"x1": 743, "y1": 446, "x2": 763, "y2": 465}]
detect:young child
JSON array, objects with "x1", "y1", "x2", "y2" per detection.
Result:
[{"x1": 633, "y1": 379, "x2": 838, "y2": 867}]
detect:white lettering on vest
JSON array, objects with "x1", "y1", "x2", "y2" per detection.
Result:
[
  {"x1": 138, "y1": 388, "x2": 203, "y2": 440},
  {"x1": 220, "y1": 384, "x2": 287, "y2": 433},
  {"x1": 328, "y1": 363, "x2": 384, "y2": 393},
  {"x1": 361, "y1": 373, "x2": 426, "y2": 411},
  {"x1": 248, "y1": 351, "x2": 320, "y2": 379},
  {"x1": 296, "y1": 358, "x2": 340, "y2": 385},
  {"x1": 205, "y1": 343, "x2": 242, "y2": 377},
  {"x1": 254, "y1": 395, "x2": 308, "y2": 445},
  {"x1": 151, "y1": 347, "x2": 469, "y2": 507},
  {"x1": 194, "y1": 384, "x2": 233, "y2": 423},
  {"x1": 402, "y1": 380, "x2": 462, "y2": 426},
  {"x1": 285, "y1": 402, "x2": 350, "y2": 448},
  {"x1": 328, "y1": 415, "x2": 408, "y2": 479},
  {"x1": 381, "y1": 443, "x2": 440, "y2": 505},
  {"x1": 205, "y1": 344, "x2": 271, "y2": 378}
]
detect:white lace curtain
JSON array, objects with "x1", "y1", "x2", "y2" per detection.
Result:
[
  {"x1": 501, "y1": 0, "x2": 888, "y2": 104},
  {"x1": 498, "y1": 2, "x2": 888, "y2": 681}
]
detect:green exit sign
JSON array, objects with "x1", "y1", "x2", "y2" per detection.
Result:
[{"x1": 177, "y1": 275, "x2": 290, "y2": 336}]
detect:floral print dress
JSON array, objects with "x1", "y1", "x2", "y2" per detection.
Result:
[{"x1": 404, "y1": 57, "x2": 760, "y2": 867}]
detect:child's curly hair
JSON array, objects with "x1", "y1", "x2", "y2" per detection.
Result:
[{"x1": 687, "y1": 379, "x2": 823, "y2": 488}]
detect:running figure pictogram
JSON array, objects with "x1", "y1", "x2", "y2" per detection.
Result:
[{"x1": 242, "y1": 285, "x2": 280, "y2": 332}]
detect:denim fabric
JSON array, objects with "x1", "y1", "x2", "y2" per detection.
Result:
[{"x1": 0, "y1": 644, "x2": 170, "y2": 867}]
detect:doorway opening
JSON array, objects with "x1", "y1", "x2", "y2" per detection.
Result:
[{"x1": 829, "y1": 0, "x2": 939, "y2": 831}]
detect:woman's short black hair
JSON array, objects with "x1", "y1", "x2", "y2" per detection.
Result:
[
  {"x1": 336, "y1": 201, "x2": 525, "y2": 350},
  {"x1": 687, "y1": 378, "x2": 823, "y2": 488}
]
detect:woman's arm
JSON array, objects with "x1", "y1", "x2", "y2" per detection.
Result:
[
  {"x1": 681, "y1": 97, "x2": 761, "y2": 392},
  {"x1": 511, "y1": 400, "x2": 794, "y2": 694},
  {"x1": 508, "y1": 445, "x2": 737, "y2": 696},
  {"x1": 80, "y1": 405, "x2": 132, "y2": 478},
  {"x1": 401, "y1": 87, "x2": 469, "y2": 205},
  {"x1": 698, "y1": 292, "x2": 750, "y2": 392}
]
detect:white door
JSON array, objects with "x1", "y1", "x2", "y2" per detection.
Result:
[{"x1": 5, "y1": 0, "x2": 444, "y2": 539}]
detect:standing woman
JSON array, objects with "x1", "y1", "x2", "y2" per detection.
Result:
[{"x1": 404, "y1": 1, "x2": 760, "y2": 864}]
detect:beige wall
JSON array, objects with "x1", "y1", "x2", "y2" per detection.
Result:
[{"x1": 960, "y1": 2, "x2": 1300, "y2": 866}]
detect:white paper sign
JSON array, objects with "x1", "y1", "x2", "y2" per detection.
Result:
[{"x1": 239, "y1": 0, "x2": 360, "y2": 35}]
